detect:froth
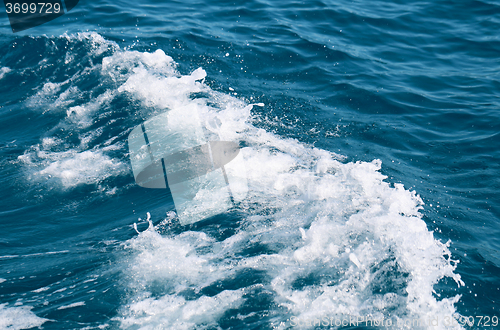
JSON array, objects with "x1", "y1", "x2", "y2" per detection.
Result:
[
  {"x1": 118, "y1": 289, "x2": 244, "y2": 330},
  {"x1": 0, "y1": 67, "x2": 11, "y2": 80},
  {"x1": 16, "y1": 33, "x2": 464, "y2": 329},
  {"x1": 0, "y1": 303, "x2": 48, "y2": 330},
  {"x1": 19, "y1": 145, "x2": 127, "y2": 189},
  {"x1": 102, "y1": 49, "x2": 207, "y2": 111},
  {"x1": 106, "y1": 42, "x2": 465, "y2": 328},
  {"x1": 19, "y1": 33, "x2": 127, "y2": 191},
  {"x1": 117, "y1": 78, "x2": 463, "y2": 330}
]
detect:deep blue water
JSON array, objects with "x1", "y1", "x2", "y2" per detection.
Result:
[{"x1": 0, "y1": 0, "x2": 499, "y2": 329}]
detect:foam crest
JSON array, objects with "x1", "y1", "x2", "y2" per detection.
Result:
[
  {"x1": 102, "y1": 49, "x2": 207, "y2": 111},
  {"x1": 124, "y1": 228, "x2": 214, "y2": 290},
  {"x1": 118, "y1": 289, "x2": 245, "y2": 330},
  {"x1": 39, "y1": 150, "x2": 124, "y2": 188},
  {"x1": 0, "y1": 303, "x2": 48, "y2": 330},
  {"x1": 118, "y1": 228, "x2": 246, "y2": 329},
  {"x1": 0, "y1": 67, "x2": 11, "y2": 80},
  {"x1": 57, "y1": 301, "x2": 86, "y2": 310},
  {"x1": 66, "y1": 90, "x2": 115, "y2": 128},
  {"x1": 113, "y1": 43, "x2": 464, "y2": 327},
  {"x1": 18, "y1": 33, "x2": 127, "y2": 191},
  {"x1": 15, "y1": 34, "x2": 463, "y2": 328},
  {"x1": 102, "y1": 49, "x2": 177, "y2": 84},
  {"x1": 62, "y1": 32, "x2": 119, "y2": 56},
  {"x1": 19, "y1": 144, "x2": 127, "y2": 189}
]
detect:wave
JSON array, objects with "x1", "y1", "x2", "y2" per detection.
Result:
[
  {"x1": 85, "y1": 35, "x2": 463, "y2": 329},
  {"x1": 13, "y1": 32, "x2": 465, "y2": 329}
]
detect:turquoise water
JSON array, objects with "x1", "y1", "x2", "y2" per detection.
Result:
[{"x1": 0, "y1": 0, "x2": 499, "y2": 329}]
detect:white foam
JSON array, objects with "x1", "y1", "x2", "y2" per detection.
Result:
[
  {"x1": 0, "y1": 303, "x2": 48, "y2": 330},
  {"x1": 0, "y1": 278, "x2": 6, "y2": 284},
  {"x1": 19, "y1": 147, "x2": 127, "y2": 189},
  {"x1": 123, "y1": 229, "x2": 215, "y2": 291},
  {"x1": 0, "y1": 67, "x2": 11, "y2": 80},
  {"x1": 18, "y1": 33, "x2": 126, "y2": 192},
  {"x1": 81, "y1": 325, "x2": 109, "y2": 330},
  {"x1": 63, "y1": 32, "x2": 119, "y2": 56},
  {"x1": 118, "y1": 290, "x2": 244, "y2": 330},
  {"x1": 102, "y1": 49, "x2": 207, "y2": 111},
  {"x1": 26, "y1": 81, "x2": 81, "y2": 114},
  {"x1": 109, "y1": 44, "x2": 464, "y2": 329},
  {"x1": 16, "y1": 34, "x2": 463, "y2": 329},
  {"x1": 65, "y1": 90, "x2": 115, "y2": 128},
  {"x1": 57, "y1": 301, "x2": 85, "y2": 310},
  {"x1": 32, "y1": 286, "x2": 50, "y2": 293}
]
